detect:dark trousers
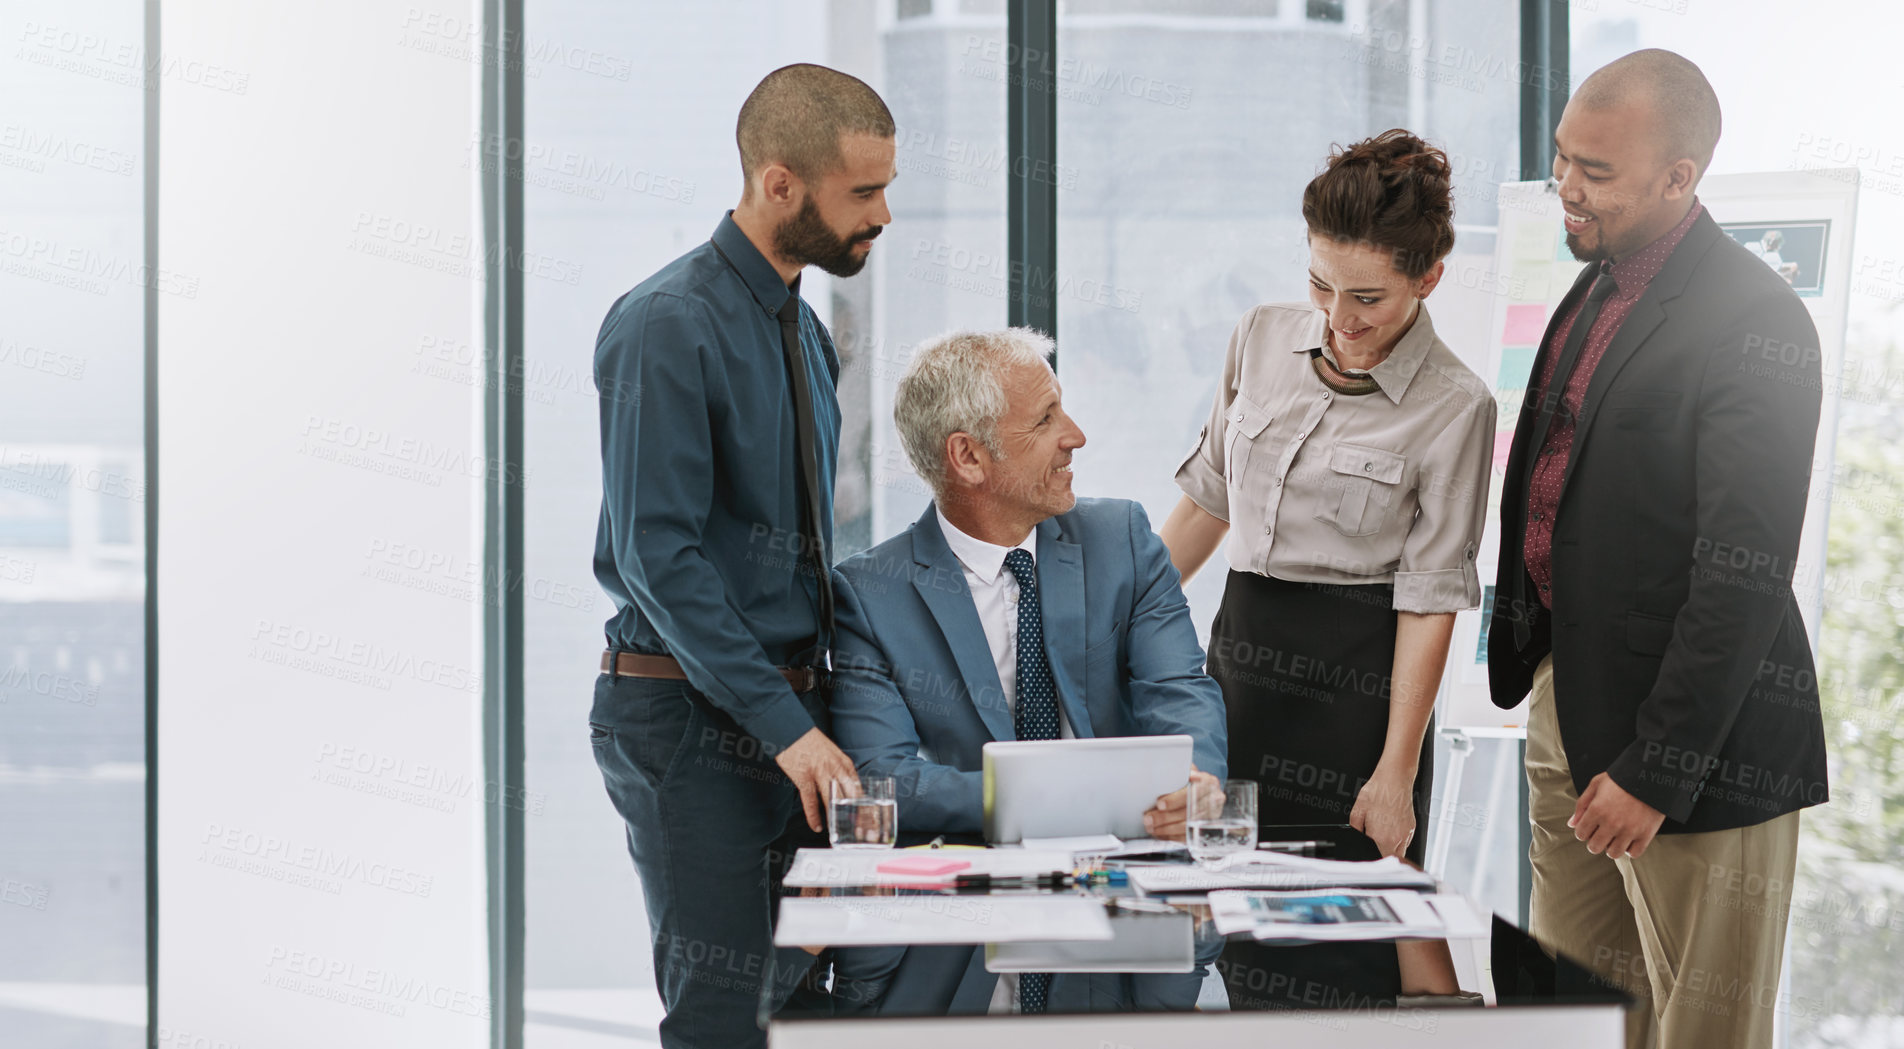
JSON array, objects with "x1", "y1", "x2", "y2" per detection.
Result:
[{"x1": 590, "y1": 674, "x2": 827, "y2": 1049}]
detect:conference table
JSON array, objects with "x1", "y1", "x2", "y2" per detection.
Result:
[{"x1": 763, "y1": 824, "x2": 1630, "y2": 1047}]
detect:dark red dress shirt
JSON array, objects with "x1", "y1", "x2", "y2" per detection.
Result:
[{"x1": 1524, "y1": 201, "x2": 1705, "y2": 606}]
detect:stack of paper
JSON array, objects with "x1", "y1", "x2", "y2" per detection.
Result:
[
  {"x1": 1206, "y1": 890, "x2": 1486, "y2": 942},
  {"x1": 783, "y1": 847, "x2": 1075, "y2": 887},
  {"x1": 1126, "y1": 854, "x2": 1436, "y2": 894},
  {"x1": 1020, "y1": 835, "x2": 1188, "y2": 861},
  {"x1": 774, "y1": 895, "x2": 1114, "y2": 947}
]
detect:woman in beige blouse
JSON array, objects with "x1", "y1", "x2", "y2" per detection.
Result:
[
  {"x1": 1164, "y1": 129, "x2": 1495, "y2": 864},
  {"x1": 1163, "y1": 129, "x2": 1494, "y2": 1010}
]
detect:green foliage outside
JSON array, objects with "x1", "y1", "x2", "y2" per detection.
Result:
[{"x1": 1790, "y1": 310, "x2": 1904, "y2": 1049}]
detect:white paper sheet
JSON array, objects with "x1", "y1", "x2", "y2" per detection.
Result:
[
  {"x1": 782, "y1": 848, "x2": 1077, "y2": 887},
  {"x1": 1011, "y1": 836, "x2": 1190, "y2": 862},
  {"x1": 1020, "y1": 834, "x2": 1123, "y2": 855},
  {"x1": 1423, "y1": 893, "x2": 1490, "y2": 939},
  {"x1": 1217, "y1": 852, "x2": 1419, "y2": 875},
  {"x1": 1127, "y1": 855, "x2": 1436, "y2": 894},
  {"x1": 1103, "y1": 837, "x2": 1188, "y2": 857},
  {"x1": 1207, "y1": 889, "x2": 1448, "y2": 941},
  {"x1": 773, "y1": 895, "x2": 1115, "y2": 947}
]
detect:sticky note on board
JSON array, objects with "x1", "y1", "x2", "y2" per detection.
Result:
[
  {"x1": 1502, "y1": 304, "x2": 1548, "y2": 346},
  {"x1": 876, "y1": 855, "x2": 971, "y2": 876},
  {"x1": 1513, "y1": 262, "x2": 1550, "y2": 303},
  {"x1": 1497, "y1": 346, "x2": 1538, "y2": 390},
  {"x1": 1511, "y1": 221, "x2": 1553, "y2": 265}
]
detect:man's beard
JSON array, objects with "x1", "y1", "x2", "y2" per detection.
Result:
[
  {"x1": 773, "y1": 197, "x2": 880, "y2": 277},
  {"x1": 1564, "y1": 229, "x2": 1613, "y2": 264}
]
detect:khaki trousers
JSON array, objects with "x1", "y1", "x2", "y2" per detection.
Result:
[{"x1": 1525, "y1": 656, "x2": 1799, "y2": 1049}]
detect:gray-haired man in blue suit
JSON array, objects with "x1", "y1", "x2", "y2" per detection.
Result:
[{"x1": 827, "y1": 327, "x2": 1227, "y2": 1015}]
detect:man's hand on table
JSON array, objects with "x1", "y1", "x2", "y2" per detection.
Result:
[{"x1": 1144, "y1": 765, "x2": 1218, "y2": 841}]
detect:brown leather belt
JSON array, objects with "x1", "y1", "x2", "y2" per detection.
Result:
[{"x1": 600, "y1": 650, "x2": 823, "y2": 694}]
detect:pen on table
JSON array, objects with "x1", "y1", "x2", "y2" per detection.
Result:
[
  {"x1": 952, "y1": 870, "x2": 1128, "y2": 891},
  {"x1": 1106, "y1": 896, "x2": 1178, "y2": 915},
  {"x1": 927, "y1": 835, "x2": 945, "y2": 849},
  {"x1": 1258, "y1": 840, "x2": 1325, "y2": 853},
  {"x1": 954, "y1": 872, "x2": 1068, "y2": 891}
]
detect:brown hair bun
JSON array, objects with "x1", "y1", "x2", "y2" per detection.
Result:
[{"x1": 1301, "y1": 128, "x2": 1455, "y2": 279}]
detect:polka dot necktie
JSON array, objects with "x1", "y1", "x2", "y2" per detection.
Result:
[
  {"x1": 1002, "y1": 548, "x2": 1055, "y2": 1013},
  {"x1": 1003, "y1": 549, "x2": 1059, "y2": 743}
]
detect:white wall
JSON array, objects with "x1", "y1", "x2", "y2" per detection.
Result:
[{"x1": 158, "y1": 2, "x2": 489, "y2": 1045}]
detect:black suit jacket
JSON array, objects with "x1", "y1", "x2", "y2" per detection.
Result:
[{"x1": 1488, "y1": 208, "x2": 1829, "y2": 833}]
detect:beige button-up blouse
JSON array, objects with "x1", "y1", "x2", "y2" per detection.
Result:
[{"x1": 1174, "y1": 302, "x2": 1496, "y2": 614}]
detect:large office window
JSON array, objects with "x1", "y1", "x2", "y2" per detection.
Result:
[
  {"x1": 520, "y1": 2, "x2": 1004, "y2": 1041},
  {"x1": 1569, "y1": 7, "x2": 1904, "y2": 1046},
  {"x1": 155, "y1": 2, "x2": 491, "y2": 1045},
  {"x1": 0, "y1": 1, "x2": 148, "y2": 1045}
]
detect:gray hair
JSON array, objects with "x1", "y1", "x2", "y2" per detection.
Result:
[{"x1": 894, "y1": 328, "x2": 1055, "y2": 496}]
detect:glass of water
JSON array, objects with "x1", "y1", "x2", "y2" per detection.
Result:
[
  {"x1": 829, "y1": 774, "x2": 897, "y2": 849},
  {"x1": 1186, "y1": 778, "x2": 1257, "y2": 866}
]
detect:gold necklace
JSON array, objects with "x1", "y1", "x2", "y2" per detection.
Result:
[{"x1": 1310, "y1": 349, "x2": 1381, "y2": 396}]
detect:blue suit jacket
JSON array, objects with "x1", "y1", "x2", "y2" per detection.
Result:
[
  {"x1": 831, "y1": 497, "x2": 1228, "y2": 830},
  {"x1": 827, "y1": 498, "x2": 1227, "y2": 1016}
]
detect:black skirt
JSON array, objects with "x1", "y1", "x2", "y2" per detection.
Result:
[
  {"x1": 1208, "y1": 569, "x2": 1432, "y2": 864},
  {"x1": 1209, "y1": 570, "x2": 1434, "y2": 1013}
]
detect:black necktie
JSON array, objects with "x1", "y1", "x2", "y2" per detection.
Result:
[
  {"x1": 778, "y1": 290, "x2": 833, "y2": 658},
  {"x1": 1001, "y1": 548, "x2": 1056, "y2": 1014},
  {"x1": 1524, "y1": 265, "x2": 1618, "y2": 469},
  {"x1": 1512, "y1": 266, "x2": 1617, "y2": 648}
]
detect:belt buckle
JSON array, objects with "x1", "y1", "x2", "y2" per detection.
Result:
[{"x1": 786, "y1": 666, "x2": 828, "y2": 694}]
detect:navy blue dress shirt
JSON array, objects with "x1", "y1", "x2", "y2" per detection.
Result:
[{"x1": 593, "y1": 212, "x2": 841, "y2": 750}]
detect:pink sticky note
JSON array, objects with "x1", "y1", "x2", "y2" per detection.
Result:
[
  {"x1": 1502, "y1": 304, "x2": 1548, "y2": 346},
  {"x1": 875, "y1": 855, "x2": 971, "y2": 876}
]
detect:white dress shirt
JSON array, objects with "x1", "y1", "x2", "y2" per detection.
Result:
[{"x1": 935, "y1": 508, "x2": 1073, "y2": 739}]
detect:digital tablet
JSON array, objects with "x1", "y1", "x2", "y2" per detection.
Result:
[
  {"x1": 981, "y1": 735, "x2": 1193, "y2": 843},
  {"x1": 986, "y1": 909, "x2": 1195, "y2": 973}
]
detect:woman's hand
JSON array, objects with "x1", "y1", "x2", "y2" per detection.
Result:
[{"x1": 1348, "y1": 768, "x2": 1417, "y2": 858}]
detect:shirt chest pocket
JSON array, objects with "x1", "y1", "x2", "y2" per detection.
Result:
[
  {"x1": 1224, "y1": 395, "x2": 1275, "y2": 483},
  {"x1": 1314, "y1": 442, "x2": 1407, "y2": 538}
]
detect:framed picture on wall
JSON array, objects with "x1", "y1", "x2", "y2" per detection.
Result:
[{"x1": 1719, "y1": 220, "x2": 1831, "y2": 297}]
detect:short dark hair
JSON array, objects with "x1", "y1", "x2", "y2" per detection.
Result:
[
  {"x1": 1301, "y1": 129, "x2": 1455, "y2": 279},
  {"x1": 736, "y1": 64, "x2": 894, "y2": 198},
  {"x1": 1575, "y1": 49, "x2": 1722, "y2": 179}
]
